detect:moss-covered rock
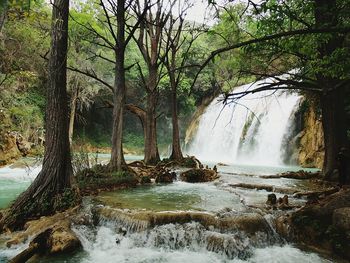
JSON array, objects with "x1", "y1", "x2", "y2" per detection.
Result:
[{"x1": 76, "y1": 165, "x2": 138, "y2": 195}]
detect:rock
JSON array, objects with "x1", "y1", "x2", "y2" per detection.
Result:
[
  {"x1": 266, "y1": 194, "x2": 277, "y2": 205},
  {"x1": 140, "y1": 176, "x2": 151, "y2": 184},
  {"x1": 155, "y1": 171, "x2": 176, "y2": 183},
  {"x1": 333, "y1": 207, "x2": 350, "y2": 231},
  {"x1": 0, "y1": 132, "x2": 21, "y2": 167},
  {"x1": 261, "y1": 170, "x2": 320, "y2": 180},
  {"x1": 180, "y1": 168, "x2": 219, "y2": 183},
  {"x1": 277, "y1": 195, "x2": 292, "y2": 210},
  {"x1": 96, "y1": 206, "x2": 270, "y2": 235},
  {"x1": 6, "y1": 209, "x2": 81, "y2": 262},
  {"x1": 298, "y1": 104, "x2": 324, "y2": 169},
  {"x1": 15, "y1": 134, "x2": 32, "y2": 156},
  {"x1": 48, "y1": 225, "x2": 81, "y2": 254},
  {"x1": 217, "y1": 162, "x2": 228, "y2": 166},
  {"x1": 275, "y1": 189, "x2": 350, "y2": 261}
]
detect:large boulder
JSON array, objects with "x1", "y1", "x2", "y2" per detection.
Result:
[{"x1": 180, "y1": 168, "x2": 218, "y2": 183}]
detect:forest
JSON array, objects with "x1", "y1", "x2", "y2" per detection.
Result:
[{"x1": 0, "y1": 0, "x2": 350, "y2": 262}]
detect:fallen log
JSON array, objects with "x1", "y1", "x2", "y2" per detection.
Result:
[{"x1": 229, "y1": 183, "x2": 297, "y2": 195}]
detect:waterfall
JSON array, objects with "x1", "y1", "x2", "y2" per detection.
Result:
[{"x1": 187, "y1": 79, "x2": 301, "y2": 166}]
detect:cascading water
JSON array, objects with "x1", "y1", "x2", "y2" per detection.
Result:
[{"x1": 188, "y1": 79, "x2": 301, "y2": 166}]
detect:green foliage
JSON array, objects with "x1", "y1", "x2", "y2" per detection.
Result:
[
  {"x1": 54, "y1": 188, "x2": 81, "y2": 211},
  {"x1": 123, "y1": 133, "x2": 144, "y2": 150},
  {"x1": 76, "y1": 165, "x2": 138, "y2": 192}
]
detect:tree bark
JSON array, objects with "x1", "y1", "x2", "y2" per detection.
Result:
[
  {"x1": 0, "y1": 1, "x2": 6, "y2": 33},
  {"x1": 169, "y1": 65, "x2": 183, "y2": 161},
  {"x1": 314, "y1": 0, "x2": 348, "y2": 179},
  {"x1": 144, "y1": 66, "x2": 160, "y2": 165},
  {"x1": 109, "y1": 0, "x2": 126, "y2": 171},
  {"x1": 68, "y1": 83, "x2": 79, "y2": 145},
  {"x1": 1, "y1": 0, "x2": 73, "y2": 230}
]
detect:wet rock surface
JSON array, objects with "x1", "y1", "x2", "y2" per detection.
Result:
[
  {"x1": 4, "y1": 208, "x2": 81, "y2": 262},
  {"x1": 276, "y1": 189, "x2": 350, "y2": 260}
]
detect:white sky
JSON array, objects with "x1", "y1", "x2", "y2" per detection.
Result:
[{"x1": 185, "y1": 0, "x2": 215, "y2": 25}]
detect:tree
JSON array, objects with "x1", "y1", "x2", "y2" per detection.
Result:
[
  {"x1": 162, "y1": 4, "x2": 201, "y2": 161},
  {"x1": 197, "y1": 0, "x2": 350, "y2": 179},
  {"x1": 70, "y1": 0, "x2": 149, "y2": 171},
  {"x1": 1, "y1": 0, "x2": 75, "y2": 230},
  {"x1": 132, "y1": 0, "x2": 174, "y2": 165},
  {"x1": 314, "y1": 0, "x2": 349, "y2": 179}
]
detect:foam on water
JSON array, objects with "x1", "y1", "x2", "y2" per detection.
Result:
[{"x1": 71, "y1": 222, "x2": 331, "y2": 263}]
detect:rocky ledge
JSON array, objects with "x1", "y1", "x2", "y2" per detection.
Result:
[{"x1": 275, "y1": 188, "x2": 350, "y2": 260}]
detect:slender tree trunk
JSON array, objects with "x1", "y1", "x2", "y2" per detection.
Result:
[
  {"x1": 169, "y1": 70, "x2": 183, "y2": 160},
  {"x1": 315, "y1": 0, "x2": 348, "y2": 179},
  {"x1": 68, "y1": 85, "x2": 79, "y2": 145},
  {"x1": 144, "y1": 89, "x2": 160, "y2": 165},
  {"x1": 143, "y1": 66, "x2": 160, "y2": 165},
  {"x1": 110, "y1": 0, "x2": 126, "y2": 171},
  {"x1": 1, "y1": 0, "x2": 73, "y2": 230},
  {"x1": 110, "y1": 54, "x2": 126, "y2": 170},
  {"x1": 0, "y1": 0, "x2": 6, "y2": 32}
]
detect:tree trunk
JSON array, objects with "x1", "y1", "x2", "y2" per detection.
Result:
[
  {"x1": 144, "y1": 89, "x2": 160, "y2": 165},
  {"x1": 109, "y1": 0, "x2": 127, "y2": 172},
  {"x1": 143, "y1": 65, "x2": 160, "y2": 165},
  {"x1": 68, "y1": 84, "x2": 79, "y2": 145},
  {"x1": 110, "y1": 56, "x2": 126, "y2": 171},
  {"x1": 321, "y1": 85, "x2": 347, "y2": 179},
  {"x1": 314, "y1": 0, "x2": 348, "y2": 179},
  {"x1": 0, "y1": 1, "x2": 6, "y2": 32},
  {"x1": 1, "y1": 0, "x2": 73, "y2": 231},
  {"x1": 125, "y1": 103, "x2": 146, "y2": 140},
  {"x1": 169, "y1": 70, "x2": 183, "y2": 161}
]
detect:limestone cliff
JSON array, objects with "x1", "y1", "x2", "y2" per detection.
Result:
[{"x1": 298, "y1": 103, "x2": 324, "y2": 169}]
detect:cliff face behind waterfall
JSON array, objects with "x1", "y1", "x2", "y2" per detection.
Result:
[{"x1": 298, "y1": 101, "x2": 324, "y2": 168}]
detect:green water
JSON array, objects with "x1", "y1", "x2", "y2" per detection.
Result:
[
  {"x1": 98, "y1": 181, "x2": 245, "y2": 212},
  {"x1": 0, "y1": 179, "x2": 31, "y2": 209}
]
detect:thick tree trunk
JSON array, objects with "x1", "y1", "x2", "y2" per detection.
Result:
[
  {"x1": 1, "y1": 0, "x2": 73, "y2": 230},
  {"x1": 109, "y1": 0, "x2": 126, "y2": 172},
  {"x1": 169, "y1": 71, "x2": 183, "y2": 161},
  {"x1": 68, "y1": 86, "x2": 79, "y2": 145},
  {"x1": 314, "y1": 0, "x2": 348, "y2": 179},
  {"x1": 321, "y1": 85, "x2": 347, "y2": 179}
]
